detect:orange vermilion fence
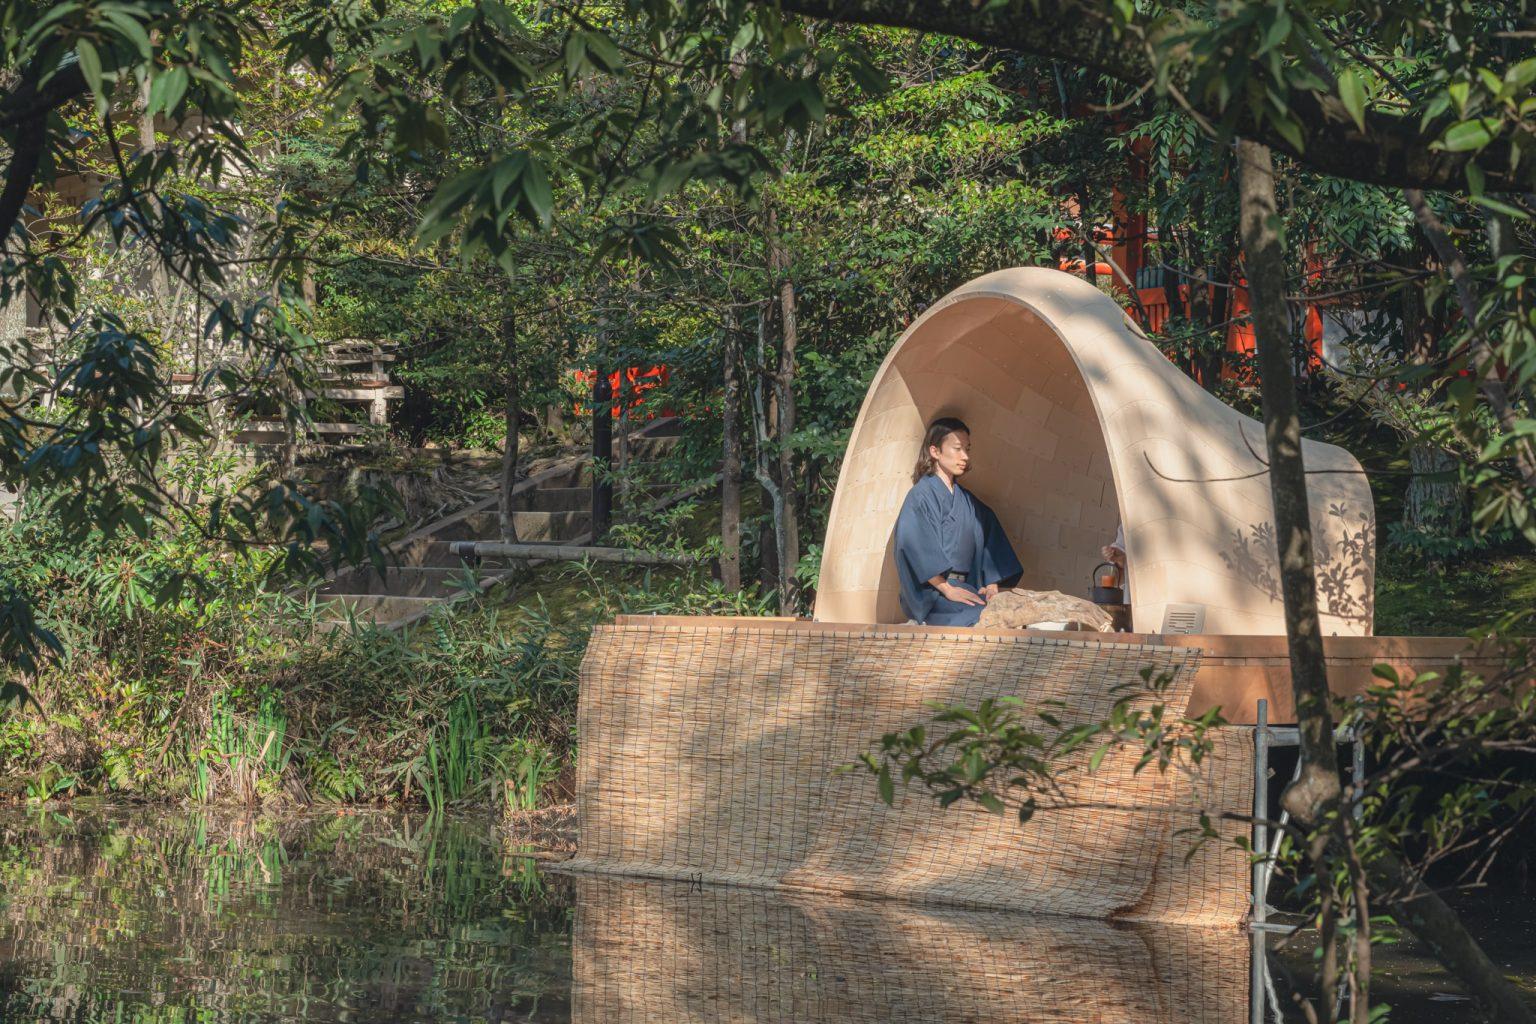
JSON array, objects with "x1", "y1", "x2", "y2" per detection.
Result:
[
  {"x1": 572, "y1": 365, "x2": 673, "y2": 419},
  {"x1": 1125, "y1": 281, "x2": 1325, "y2": 383}
]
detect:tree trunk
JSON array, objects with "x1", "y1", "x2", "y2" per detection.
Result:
[
  {"x1": 498, "y1": 304, "x2": 520, "y2": 545},
  {"x1": 615, "y1": 389, "x2": 630, "y2": 512},
  {"x1": 1402, "y1": 235, "x2": 1439, "y2": 366},
  {"x1": 1397, "y1": 235, "x2": 1468, "y2": 543},
  {"x1": 766, "y1": 207, "x2": 801, "y2": 613},
  {"x1": 1243, "y1": 139, "x2": 1535, "y2": 1024},
  {"x1": 1186, "y1": 245, "x2": 1213, "y2": 382},
  {"x1": 1377, "y1": 848, "x2": 1536, "y2": 1023},
  {"x1": 1153, "y1": 176, "x2": 1187, "y2": 327},
  {"x1": 1236, "y1": 138, "x2": 1341, "y2": 821},
  {"x1": 1204, "y1": 236, "x2": 1237, "y2": 386},
  {"x1": 1404, "y1": 443, "x2": 1464, "y2": 538},
  {"x1": 720, "y1": 318, "x2": 743, "y2": 592},
  {"x1": 591, "y1": 356, "x2": 613, "y2": 544},
  {"x1": 749, "y1": 304, "x2": 791, "y2": 607},
  {"x1": 137, "y1": 74, "x2": 172, "y2": 320},
  {"x1": 1081, "y1": 221, "x2": 1097, "y2": 287},
  {"x1": 758, "y1": 519, "x2": 780, "y2": 593}
]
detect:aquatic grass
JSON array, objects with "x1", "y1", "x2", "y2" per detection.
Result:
[
  {"x1": 417, "y1": 693, "x2": 484, "y2": 813},
  {"x1": 23, "y1": 764, "x2": 77, "y2": 805},
  {"x1": 0, "y1": 544, "x2": 584, "y2": 809},
  {"x1": 504, "y1": 737, "x2": 556, "y2": 813},
  {"x1": 190, "y1": 693, "x2": 294, "y2": 804}
]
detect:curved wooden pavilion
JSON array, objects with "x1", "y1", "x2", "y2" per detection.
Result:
[
  {"x1": 814, "y1": 267, "x2": 1376, "y2": 636},
  {"x1": 559, "y1": 273, "x2": 1490, "y2": 925}
]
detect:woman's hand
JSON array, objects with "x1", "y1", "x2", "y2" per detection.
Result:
[
  {"x1": 1100, "y1": 545, "x2": 1126, "y2": 567},
  {"x1": 979, "y1": 583, "x2": 1000, "y2": 600},
  {"x1": 938, "y1": 581, "x2": 987, "y2": 607}
]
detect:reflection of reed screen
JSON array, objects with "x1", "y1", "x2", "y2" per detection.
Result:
[{"x1": 570, "y1": 875, "x2": 1251, "y2": 1024}]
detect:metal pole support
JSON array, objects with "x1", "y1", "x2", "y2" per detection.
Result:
[
  {"x1": 1251, "y1": 698, "x2": 1270, "y2": 1024},
  {"x1": 1253, "y1": 698, "x2": 1269, "y2": 925},
  {"x1": 1351, "y1": 730, "x2": 1366, "y2": 821}
]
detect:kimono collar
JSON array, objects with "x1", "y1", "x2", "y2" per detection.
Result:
[{"x1": 921, "y1": 473, "x2": 963, "y2": 509}]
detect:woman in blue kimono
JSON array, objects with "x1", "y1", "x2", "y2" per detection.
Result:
[{"x1": 894, "y1": 417, "x2": 1023, "y2": 626}]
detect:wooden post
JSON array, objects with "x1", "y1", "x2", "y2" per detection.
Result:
[
  {"x1": 369, "y1": 345, "x2": 387, "y2": 427},
  {"x1": 592, "y1": 362, "x2": 613, "y2": 542}
]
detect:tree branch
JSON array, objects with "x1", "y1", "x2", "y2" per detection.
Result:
[
  {"x1": 762, "y1": 0, "x2": 1513, "y2": 191},
  {"x1": 0, "y1": 60, "x2": 86, "y2": 131},
  {"x1": 0, "y1": 56, "x2": 87, "y2": 251},
  {"x1": 0, "y1": 107, "x2": 45, "y2": 250},
  {"x1": 1404, "y1": 188, "x2": 1536, "y2": 489}
]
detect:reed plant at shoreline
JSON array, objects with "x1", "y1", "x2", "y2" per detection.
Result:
[
  {"x1": 0, "y1": 504, "x2": 763, "y2": 812},
  {"x1": 0, "y1": 520, "x2": 584, "y2": 810}
]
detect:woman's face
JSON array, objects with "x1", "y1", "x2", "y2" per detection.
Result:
[{"x1": 929, "y1": 430, "x2": 972, "y2": 479}]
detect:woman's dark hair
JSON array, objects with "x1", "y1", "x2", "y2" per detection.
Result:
[{"x1": 912, "y1": 417, "x2": 970, "y2": 483}]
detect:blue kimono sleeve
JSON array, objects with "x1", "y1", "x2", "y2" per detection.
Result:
[
  {"x1": 973, "y1": 495, "x2": 1023, "y2": 588},
  {"x1": 894, "y1": 481, "x2": 952, "y2": 622}
]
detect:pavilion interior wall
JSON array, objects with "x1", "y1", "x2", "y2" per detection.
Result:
[{"x1": 817, "y1": 299, "x2": 1120, "y2": 624}]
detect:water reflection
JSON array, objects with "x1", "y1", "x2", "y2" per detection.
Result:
[
  {"x1": 3, "y1": 807, "x2": 1506, "y2": 1023},
  {"x1": 0, "y1": 807, "x2": 571, "y2": 1023},
  {"x1": 569, "y1": 875, "x2": 1251, "y2": 1023}
]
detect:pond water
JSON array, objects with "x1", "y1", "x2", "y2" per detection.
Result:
[
  {"x1": 0, "y1": 807, "x2": 570, "y2": 1023},
  {"x1": 0, "y1": 806, "x2": 1529, "y2": 1023}
]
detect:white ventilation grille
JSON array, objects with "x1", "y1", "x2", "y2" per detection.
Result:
[{"x1": 1160, "y1": 603, "x2": 1206, "y2": 634}]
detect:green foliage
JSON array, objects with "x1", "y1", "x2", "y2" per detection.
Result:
[
  {"x1": 860, "y1": 640, "x2": 1536, "y2": 1021},
  {"x1": 0, "y1": 509, "x2": 577, "y2": 808},
  {"x1": 0, "y1": 486, "x2": 782, "y2": 810},
  {"x1": 857, "y1": 667, "x2": 1224, "y2": 825},
  {"x1": 4, "y1": 5, "x2": 1536, "y2": 1017},
  {"x1": 503, "y1": 735, "x2": 557, "y2": 813},
  {"x1": 418, "y1": 690, "x2": 485, "y2": 811},
  {"x1": 190, "y1": 691, "x2": 292, "y2": 803},
  {"x1": 23, "y1": 764, "x2": 78, "y2": 806}
]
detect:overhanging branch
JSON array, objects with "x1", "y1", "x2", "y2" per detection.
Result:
[
  {"x1": 762, "y1": 0, "x2": 1513, "y2": 192},
  {"x1": 0, "y1": 61, "x2": 87, "y2": 131}
]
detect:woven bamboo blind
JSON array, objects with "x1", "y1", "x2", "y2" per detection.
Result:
[
  {"x1": 571, "y1": 875, "x2": 1250, "y2": 1024},
  {"x1": 563, "y1": 621, "x2": 1253, "y2": 926}
]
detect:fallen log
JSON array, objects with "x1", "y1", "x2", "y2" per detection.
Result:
[{"x1": 446, "y1": 541, "x2": 703, "y2": 566}]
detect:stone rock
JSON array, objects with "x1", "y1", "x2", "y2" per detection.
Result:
[{"x1": 976, "y1": 589, "x2": 1114, "y2": 631}]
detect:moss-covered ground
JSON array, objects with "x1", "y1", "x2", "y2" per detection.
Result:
[{"x1": 1375, "y1": 548, "x2": 1536, "y2": 636}]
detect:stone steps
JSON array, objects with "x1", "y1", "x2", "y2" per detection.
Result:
[
  {"x1": 388, "y1": 538, "x2": 478, "y2": 569},
  {"x1": 316, "y1": 565, "x2": 484, "y2": 599},
  {"x1": 513, "y1": 486, "x2": 588, "y2": 511},
  {"x1": 511, "y1": 482, "x2": 671, "y2": 512},
  {"x1": 431, "y1": 509, "x2": 593, "y2": 543},
  {"x1": 315, "y1": 594, "x2": 444, "y2": 623},
  {"x1": 309, "y1": 416, "x2": 688, "y2": 627}
]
